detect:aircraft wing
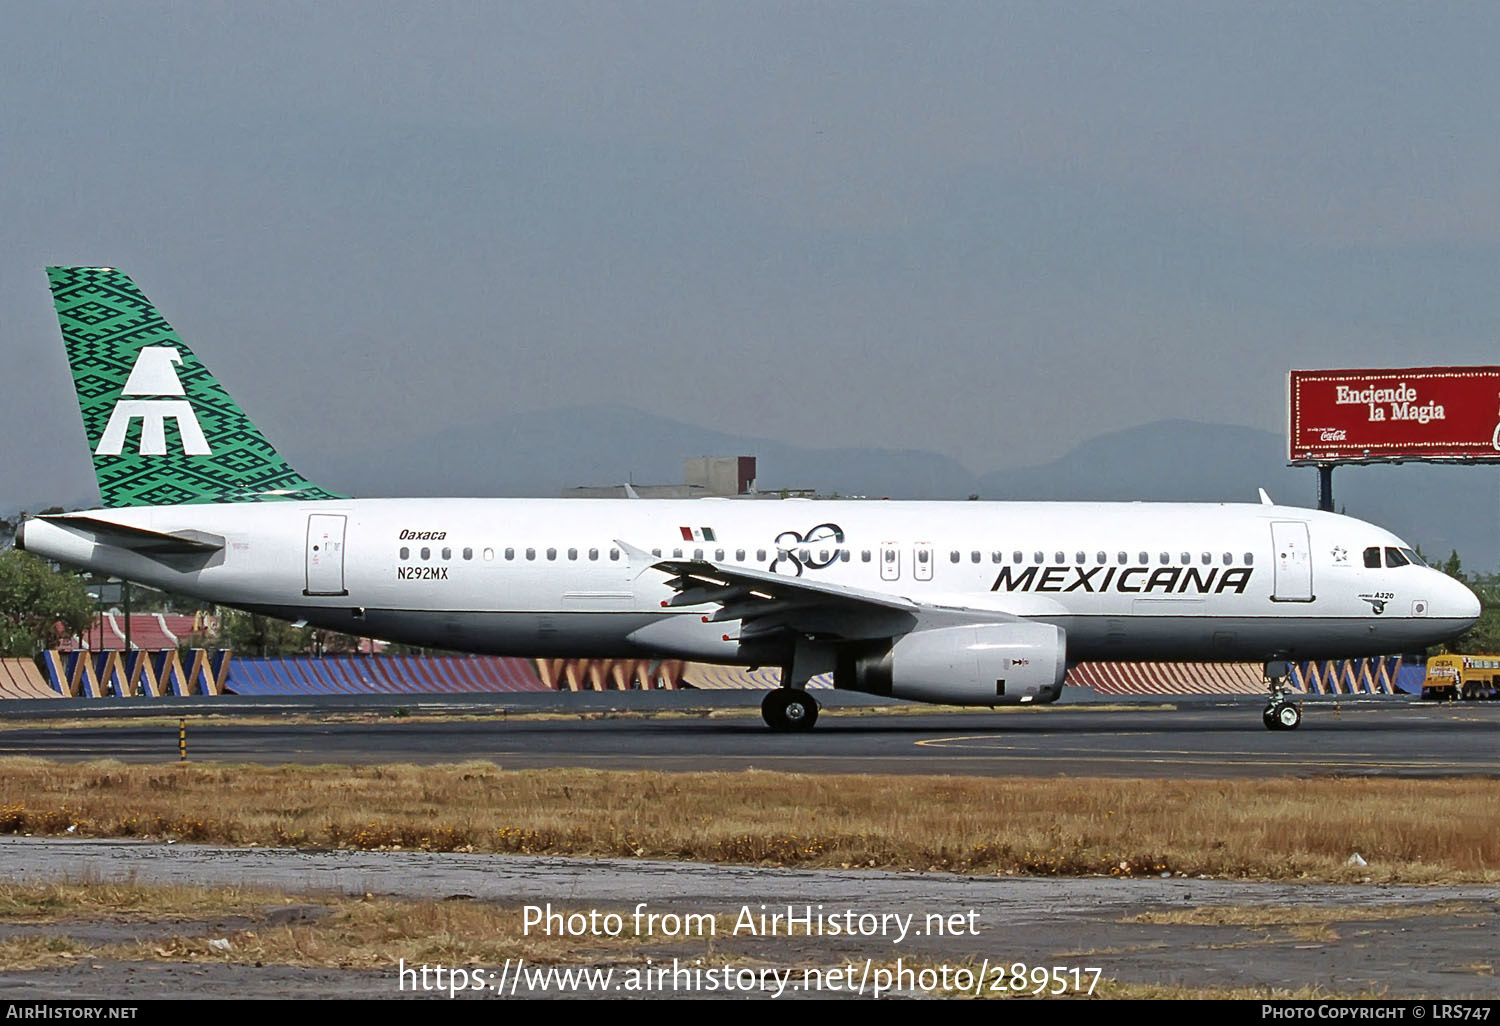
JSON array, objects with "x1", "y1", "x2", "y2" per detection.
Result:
[{"x1": 641, "y1": 552, "x2": 1025, "y2": 643}]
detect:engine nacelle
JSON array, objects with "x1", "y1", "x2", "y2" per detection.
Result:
[{"x1": 835, "y1": 622, "x2": 1066, "y2": 705}]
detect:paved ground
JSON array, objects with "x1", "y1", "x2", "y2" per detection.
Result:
[
  {"x1": 1, "y1": 693, "x2": 1497, "y2": 778},
  {"x1": 1, "y1": 693, "x2": 1496, "y2": 999},
  {"x1": 0, "y1": 838, "x2": 1494, "y2": 999}
]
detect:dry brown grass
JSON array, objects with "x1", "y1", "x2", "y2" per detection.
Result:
[
  {"x1": 0, "y1": 881, "x2": 315, "y2": 920},
  {"x1": 0, "y1": 885, "x2": 653, "y2": 970},
  {"x1": 1126, "y1": 903, "x2": 1481, "y2": 927},
  {"x1": 1086, "y1": 980, "x2": 1393, "y2": 1000},
  {"x1": 1, "y1": 758, "x2": 1498, "y2": 881}
]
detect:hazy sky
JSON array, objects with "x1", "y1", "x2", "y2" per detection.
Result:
[{"x1": 4, "y1": 2, "x2": 1499, "y2": 507}]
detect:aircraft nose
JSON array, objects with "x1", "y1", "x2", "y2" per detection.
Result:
[{"x1": 1446, "y1": 575, "x2": 1482, "y2": 627}]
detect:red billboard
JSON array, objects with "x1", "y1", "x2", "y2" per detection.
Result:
[{"x1": 1288, "y1": 367, "x2": 1500, "y2": 463}]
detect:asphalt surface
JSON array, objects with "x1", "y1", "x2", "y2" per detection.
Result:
[
  {"x1": 1, "y1": 692, "x2": 1498, "y2": 778},
  {"x1": 2, "y1": 693, "x2": 1498, "y2": 999},
  {"x1": 0, "y1": 838, "x2": 1496, "y2": 999}
]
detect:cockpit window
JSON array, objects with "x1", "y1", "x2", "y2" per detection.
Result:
[
  {"x1": 1363, "y1": 547, "x2": 1381, "y2": 569},
  {"x1": 1400, "y1": 547, "x2": 1425, "y2": 567},
  {"x1": 1385, "y1": 547, "x2": 1409, "y2": 568}
]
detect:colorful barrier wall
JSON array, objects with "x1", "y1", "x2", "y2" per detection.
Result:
[{"x1": 8, "y1": 651, "x2": 1421, "y2": 699}]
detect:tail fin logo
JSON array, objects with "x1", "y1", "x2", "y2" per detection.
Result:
[{"x1": 95, "y1": 346, "x2": 212, "y2": 457}]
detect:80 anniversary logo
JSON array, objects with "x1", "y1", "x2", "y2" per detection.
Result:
[{"x1": 769, "y1": 523, "x2": 845, "y2": 576}]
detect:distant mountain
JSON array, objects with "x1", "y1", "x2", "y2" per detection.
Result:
[
  {"x1": 304, "y1": 407, "x2": 1498, "y2": 571},
  {"x1": 979, "y1": 420, "x2": 1308, "y2": 502},
  {"x1": 305, "y1": 403, "x2": 979, "y2": 500},
  {"x1": 980, "y1": 420, "x2": 1497, "y2": 571}
]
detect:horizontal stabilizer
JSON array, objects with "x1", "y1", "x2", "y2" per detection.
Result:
[{"x1": 41, "y1": 515, "x2": 225, "y2": 555}]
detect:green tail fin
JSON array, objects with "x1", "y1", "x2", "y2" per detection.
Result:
[{"x1": 46, "y1": 266, "x2": 343, "y2": 507}]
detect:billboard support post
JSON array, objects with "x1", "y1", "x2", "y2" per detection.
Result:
[{"x1": 1317, "y1": 464, "x2": 1335, "y2": 513}]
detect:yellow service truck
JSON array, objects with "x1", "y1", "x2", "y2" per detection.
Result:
[{"x1": 1421, "y1": 654, "x2": 1500, "y2": 700}]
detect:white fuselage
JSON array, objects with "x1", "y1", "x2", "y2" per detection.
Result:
[{"x1": 21, "y1": 498, "x2": 1480, "y2": 673}]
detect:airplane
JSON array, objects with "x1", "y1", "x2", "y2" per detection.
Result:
[{"x1": 16, "y1": 267, "x2": 1482, "y2": 731}]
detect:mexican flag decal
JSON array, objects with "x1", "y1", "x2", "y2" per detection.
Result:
[{"x1": 679, "y1": 526, "x2": 716, "y2": 542}]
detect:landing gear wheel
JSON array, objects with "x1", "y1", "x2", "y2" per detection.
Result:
[
  {"x1": 761, "y1": 688, "x2": 819, "y2": 732},
  {"x1": 1261, "y1": 657, "x2": 1301, "y2": 731},
  {"x1": 1263, "y1": 698, "x2": 1302, "y2": 731}
]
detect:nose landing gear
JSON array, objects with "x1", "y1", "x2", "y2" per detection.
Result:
[{"x1": 1262, "y1": 658, "x2": 1302, "y2": 730}]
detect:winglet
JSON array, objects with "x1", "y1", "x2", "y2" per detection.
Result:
[{"x1": 1258, "y1": 488, "x2": 1274, "y2": 506}]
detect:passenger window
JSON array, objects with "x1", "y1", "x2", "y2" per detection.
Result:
[
  {"x1": 1075, "y1": 551, "x2": 1085, "y2": 564},
  {"x1": 420, "y1": 547, "x2": 431, "y2": 561},
  {"x1": 1033, "y1": 551, "x2": 1044, "y2": 564},
  {"x1": 610, "y1": 548, "x2": 620, "y2": 561},
  {"x1": 757, "y1": 549, "x2": 767, "y2": 562},
  {"x1": 652, "y1": 549, "x2": 662, "y2": 557},
  {"x1": 1223, "y1": 552, "x2": 1232, "y2": 565},
  {"x1": 546, "y1": 548, "x2": 557, "y2": 560},
  {"x1": 442, "y1": 547, "x2": 452, "y2": 560},
  {"x1": 1385, "y1": 547, "x2": 1408, "y2": 567},
  {"x1": 801, "y1": 548, "x2": 812, "y2": 562},
  {"x1": 673, "y1": 548, "x2": 683, "y2": 558},
  {"x1": 917, "y1": 550, "x2": 931, "y2": 564},
  {"x1": 736, "y1": 549, "x2": 747, "y2": 561},
  {"x1": 399, "y1": 547, "x2": 409, "y2": 560},
  {"x1": 1117, "y1": 552, "x2": 1128, "y2": 565},
  {"x1": 840, "y1": 550, "x2": 850, "y2": 562},
  {"x1": 588, "y1": 548, "x2": 598, "y2": 560},
  {"x1": 885, "y1": 550, "x2": 896, "y2": 563},
  {"x1": 483, "y1": 548, "x2": 494, "y2": 561},
  {"x1": 1138, "y1": 552, "x2": 1148, "y2": 565},
  {"x1": 1096, "y1": 551, "x2": 1107, "y2": 564},
  {"x1": 463, "y1": 548, "x2": 473, "y2": 560},
  {"x1": 972, "y1": 551, "x2": 981, "y2": 563},
  {"x1": 861, "y1": 550, "x2": 872, "y2": 562},
  {"x1": 820, "y1": 549, "x2": 830, "y2": 562},
  {"x1": 526, "y1": 548, "x2": 536, "y2": 560},
  {"x1": 1013, "y1": 551, "x2": 1024, "y2": 564},
  {"x1": 567, "y1": 548, "x2": 578, "y2": 560},
  {"x1": 715, "y1": 549, "x2": 725, "y2": 561},
  {"x1": 1201, "y1": 552, "x2": 1211, "y2": 565},
  {"x1": 1054, "y1": 551, "x2": 1064, "y2": 563},
  {"x1": 694, "y1": 548, "x2": 704, "y2": 559},
  {"x1": 1180, "y1": 552, "x2": 1190, "y2": 564},
  {"x1": 947, "y1": 551, "x2": 958, "y2": 563},
  {"x1": 992, "y1": 551, "x2": 1002, "y2": 563},
  {"x1": 1244, "y1": 553, "x2": 1254, "y2": 565},
  {"x1": 1159, "y1": 552, "x2": 1170, "y2": 565},
  {"x1": 504, "y1": 547, "x2": 515, "y2": 560}
]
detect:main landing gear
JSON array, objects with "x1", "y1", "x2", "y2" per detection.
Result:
[
  {"x1": 762, "y1": 687, "x2": 819, "y2": 731},
  {"x1": 1262, "y1": 658, "x2": 1302, "y2": 731}
]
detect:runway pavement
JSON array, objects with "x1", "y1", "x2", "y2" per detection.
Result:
[
  {"x1": 2, "y1": 692, "x2": 1497, "y2": 778},
  {"x1": 0, "y1": 837, "x2": 1496, "y2": 998},
  {"x1": 1, "y1": 695, "x2": 1497, "y2": 999}
]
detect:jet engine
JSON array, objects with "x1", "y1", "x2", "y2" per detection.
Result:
[{"x1": 834, "y1": 622, "x2": 1066, "y2": 705}]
